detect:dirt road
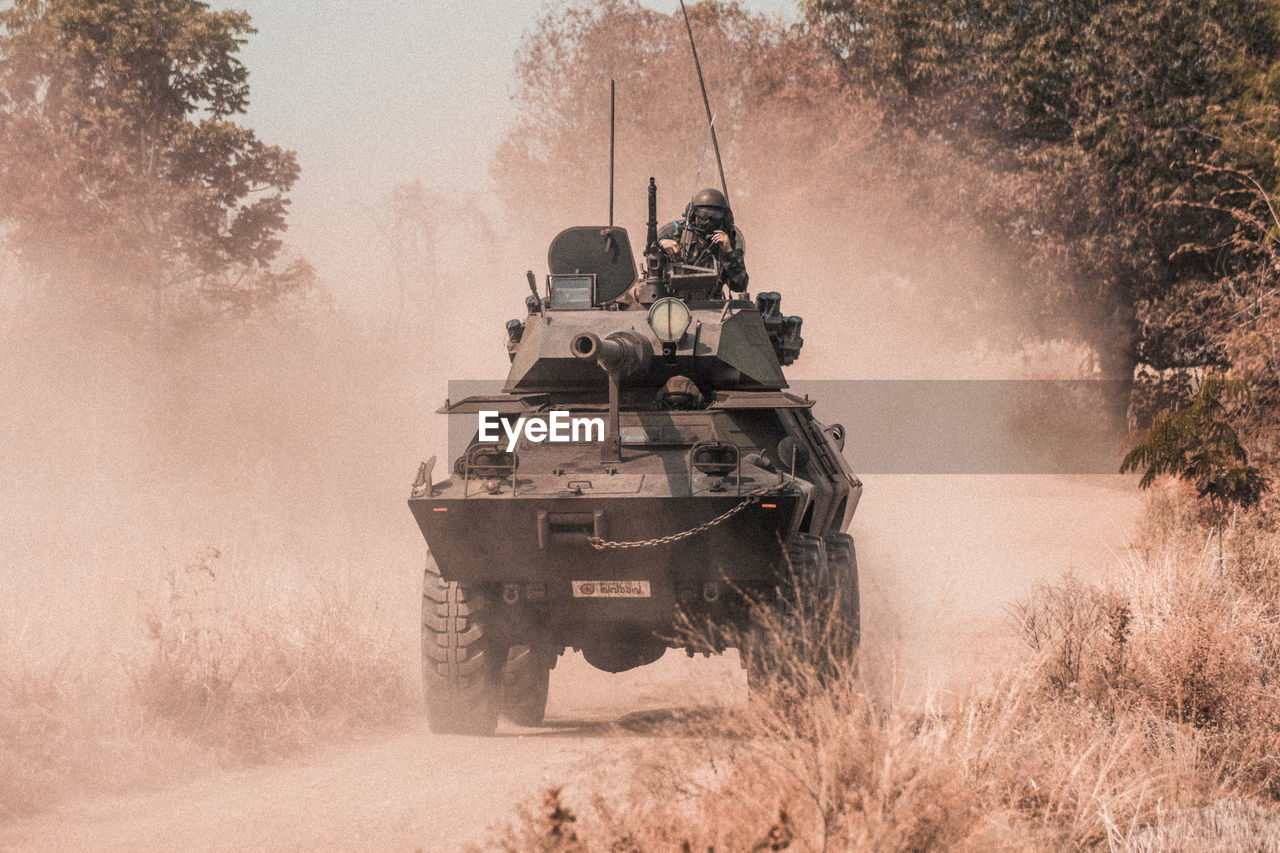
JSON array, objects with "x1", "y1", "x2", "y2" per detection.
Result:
[
  {"x1": 0, "y1": 653, "x2": 746, "y2": 853},
  {"x1": 2, "y1": 719, "x2": 592, "y2": 852},
  {"x1": 0, "y1": 475, "x2": 1139, "y2": 852}
]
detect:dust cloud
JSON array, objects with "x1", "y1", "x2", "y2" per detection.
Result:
[
  {"x1": 736, "y1": 161, "x2": 1141, "y2": 696},
  {"x1": 5, "y1": 130, "x2": 1133, "y2": 678},
  {"x1": 1, "y1": 310, "x2": 417, "y2": 653},
  {"x1": 0, "y1": 31, "x2": 1140, "y2": 850}
]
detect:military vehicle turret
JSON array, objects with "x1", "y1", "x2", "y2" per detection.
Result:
[{"x1": 409, "y1": 180, "x2": 861, "y2": 734}]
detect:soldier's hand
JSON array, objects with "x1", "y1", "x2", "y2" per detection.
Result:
[
  {"x1": 659, "y1": 238, "x2": 679, "y2": 258},
  {"x1": 710, "y1": 230, "x2": 731, "y2": 251}
]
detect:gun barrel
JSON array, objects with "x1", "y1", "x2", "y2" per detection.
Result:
[
  {"x1": 645, "y1": 177, "x2": 658, "y2": 255},
  {"x1": 571, "y1": 331, "x2": 651, "y2": 377}
]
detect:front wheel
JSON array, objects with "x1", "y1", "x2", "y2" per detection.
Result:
[
  {"x1": 823, "y1": 532, "x2": 860, "y2": 666},
  {"x1": 421, "y1": 555, "x2": 504, "y2": 735}
]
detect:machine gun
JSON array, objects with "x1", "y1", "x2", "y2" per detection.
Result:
[
  {"x1": 642, "y1": 177, "x2": 665, "y2": 282},
  {"x1": 634, "y1": 178, "x2": 722, "y2": 305}
]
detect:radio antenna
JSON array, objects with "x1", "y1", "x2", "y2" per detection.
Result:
[
  {"x1": 691, "y1": 110, "x2": 715, "y2": 195},
  {"x1": 608, "y1": 78, "x2": 616, "y2": 227},
  {"x1": 678, "y1": 0, "x2": 728, "y2": 204}
]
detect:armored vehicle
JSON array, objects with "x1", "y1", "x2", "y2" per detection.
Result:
[{"x1": 409, "y1": 180, "x2": 861, "y2": 734}]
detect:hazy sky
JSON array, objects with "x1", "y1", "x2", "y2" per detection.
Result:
[{"x1": 224, "y1": 1, "x2": 796, "y2": 301}]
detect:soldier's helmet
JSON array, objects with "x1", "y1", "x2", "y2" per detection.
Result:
[{"x1": 685, "y1": 187, "x2": 731, "y2": 234}]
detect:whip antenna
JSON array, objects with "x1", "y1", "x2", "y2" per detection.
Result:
[
  {"x1": 691, "y1": 110, "x2": 716, "y2": 195},
  {"x1": 678, "y1": 0, "x2": 729, "y2": 204},
  {"x1": 609, "y1": 79, "x2": 616, "y2": 227}
]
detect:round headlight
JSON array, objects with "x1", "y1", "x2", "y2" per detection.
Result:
[{"x1": 647, "y1": 297, "x2": 691, "y2": 343}]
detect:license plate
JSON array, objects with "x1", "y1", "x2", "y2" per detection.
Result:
[{"x1": 571, "y1": 580, "x2": 651, "y2": 598}]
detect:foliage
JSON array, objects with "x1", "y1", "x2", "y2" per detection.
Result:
[
  {"x1": 800, "y1": 0, "x2": 1280, "y2": 380},
  {"x1": 494, "y1": 1, "x2": 874, "y2": 239},
  {"x1": 1172, "y1": 157, "x2": 1280, "y2": 435},
  {"x1": 497, "y1": 0, "x2": 1280, "y2": 387},
  {"x1": 1122, "y1": 373, "x2": 1270, "y2": 567},
  {"x1": 495, "y1": 1, "x2": 1048, "y2": 353},
  {"x1": 1121, "y1": 374, "x2": 1269, "y2": 509},
  {"x1": 0, "y1": 0, "x2": 309, "y2": 320}
]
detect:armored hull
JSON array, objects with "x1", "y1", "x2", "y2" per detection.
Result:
[{"x1": 409, "y1": 208, "x2": 860, "y2": 734}]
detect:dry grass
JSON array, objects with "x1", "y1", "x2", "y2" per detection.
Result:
[
  {"x1": 130, "y1": 546, "x2": 412, "y2": 761},
  {"x1": 0, "y1": 546, "x2": 415, "y2": 819},
  {"x1": 0, "y1": 632, "x2": 205, "y2": 818},
  {"x1": 1127, "y1": 798, "x2": 1280, "y2": 852},
  {"x1": 489, "y1": 482, "x2": 1280, "y2": 851},
  {"x1": 488, "y1": 664, "x2": 1203, "y2": 850},
  {"x1": 0, "y1": 316, "x2": 433, "y2": 821}
]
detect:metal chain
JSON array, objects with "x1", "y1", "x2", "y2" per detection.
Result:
[{"x1": 587, "y1": 485, "x2": 787, "y2": 550}]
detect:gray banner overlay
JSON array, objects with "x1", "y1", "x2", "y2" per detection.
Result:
[{"x1": 444, "y1": 379, "x2": 1130, "y2": 475}]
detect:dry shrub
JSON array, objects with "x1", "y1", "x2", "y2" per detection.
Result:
[
  {"x1": 489, "y1": 788, "x2": 592, "y2": 853},
  {"x1": 486, "y1": 670, "x2": 1203, "y2": 850},
  {"x1": 486, "y1": 597, "x2": 1196, "y2": 850},
  {"x1": 966, "y1": 684, "x2": 1213, "y2": 849},
  {"x1": 1016, "y1": 486, "x2": 1280, "y2": 800},
  {"x1": 729, "y1": 585, "x2": 980, "y2": 852},
  {"x1": 0, "y1": 652, "x2": 109, "y2": 816},
  {"x1": 1014, "y1": 575, "x2": 1127, "y2": 696},
  {"x1": 1223, "y1": 504, "x2": 1280, "y2": 605},
  {"x1": 2, "y1": 546, "x2": 415, "y2": 819},
  {"x1": 130, "y1": 547, "x2": 413, "y2": 761},
  {"x1": 1136, "y1": 478, "x2": 1203, "y2": 552},
  {"x1": 1139, "y1": 476, "x2": 1280, "y2": 601},
  {"x1": 1127, "y1": 798, "x2": 1280, "y2": 852},
  {"x1": 490, "y1": 487, "x2": 1280, "y2": 850},
  {"x1": 1121, "y1": 555, "x2": 1270, "y2": 729},
  {"x1": 0, "y1": 635, "x2": 203, "y2": 819},
  {"x1": 1015, "y1": 557, "x2": 1274, "y2": 733}
]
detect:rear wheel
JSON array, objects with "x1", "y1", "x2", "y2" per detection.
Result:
[
  {"x1": 501, "y1": 646, "x2": 553, "y2": 727},
  {"x1": 421, "y1": 555, "x2": 504, "y2": 735}
]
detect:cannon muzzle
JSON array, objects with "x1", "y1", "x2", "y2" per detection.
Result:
[
  {"x1": 570, "y1": 331, "x2": 652, "y2": 462},
  {"x1": 571, "y1": 331, "x2": 651, "y2": 377}
]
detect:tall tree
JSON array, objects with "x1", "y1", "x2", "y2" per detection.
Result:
[
  {"x1": 0, "y1": 0, "x2": 309, "y2": 321},
  {"x1": 802, "y1": 0, "x2": 1280, "y2": 382},
  {"x1": 493, "y1": 0, "x2": 874, "y2": 246},
  {"x1": 493, "y1": 0, "x2": 1039, "y2": 354}
]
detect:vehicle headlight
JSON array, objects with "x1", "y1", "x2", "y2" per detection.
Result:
[{"x1": 647, "y1": 297, "x2": 691, "y2": 343}]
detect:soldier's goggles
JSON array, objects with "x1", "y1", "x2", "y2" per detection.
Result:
[{"x1": 692, "y1": 208, "x2": 726, "y2": 230}]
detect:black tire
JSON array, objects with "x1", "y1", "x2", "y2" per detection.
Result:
[
  {"x1": 421, "y1": 555, "x2": 504, "y2": 735},
  {"x1": 745, "y1": 534, "x2": 826, "y2": 696},
  {"x1": 501, "y1": 646, "x2": 552, "y2": 727},
  {"x1": 747, "y1": 533, "x2": 859, "y2": 695},
  {"x1": 823, "y1": 532, "x2": 860, "y2": 663}
]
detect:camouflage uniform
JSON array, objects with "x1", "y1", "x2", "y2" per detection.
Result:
[{"x1": 657, "y1": 193, "x2": 749, "y2": 294}]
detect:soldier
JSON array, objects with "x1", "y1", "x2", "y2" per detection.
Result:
[{"x1": 657, "y1": 187, "x2": 749, "y2": 294}]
